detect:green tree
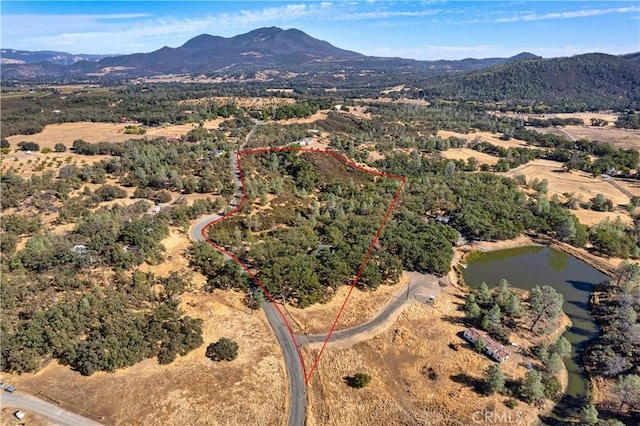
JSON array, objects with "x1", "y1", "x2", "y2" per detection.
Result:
[
  {"x1": 1, "y1": 139, "x2": 9, "y2": 148},
  {"x1": 505, "y1": 294, "x2": 524, "y2": 317},
  {"x1": 54, "y1": 143, "x2": 67, "y2": 152},
  {"x1": 483, "y1": 364, "x2": 505, "y2": 395},
  {"x1": 444, "y1": 161, "x2": 456, "y2": 177},
  {"x1": 187, "y1": 241, "x2": 224, "y2": 277},
  {"x1": 551, "y1": 337, "x2": 572, "y2": 359},
  {"x1": 615, "y1": 374, "x2": 640, "y2": 410},
  {"x1": 206, "y1": 338, "x2": 238, "y2": 362},
  {"x1": 579, "y1": 403, "x2": 599, "y2": 425},
  {"x1": 466, "y1": 300, "x2": 482, "y2": 320},
  {"x1": 474, "y1": 337, "x2": 487, "y2": 353},
  {"x1": 543, "y1": 352, "x2": 564, "y2": 375},
  {"x1": 528, "y1": 285, "x2": 564, "y2": 332},
  {"x1": 477, "y1": 282, "x2": 491, "y2": 303},
  {"x1": 17, "y1": 141, "x2": 40, "y2": 151},
  {"x1": 520, "y1": 369, "x2": 545, "y2": 403},
  {"x1": 591, "y1": 193, "x2": 613, "y2": 212}
]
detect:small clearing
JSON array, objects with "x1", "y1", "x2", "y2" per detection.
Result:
[
  {"x1": 5, "y1": 119, "x2": 226, "y2": 147},
  {"x1": 505, "y1": 159, "x2": 638, "y2": 206},
  {"x1": 438, "y1": 130, "x2": 530, "y2": 149},
  {"x1": 440, "y1": 148, "x2": 500, "y2": 165}
]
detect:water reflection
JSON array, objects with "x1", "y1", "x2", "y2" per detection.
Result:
[{"x1": 462, "y1": 246, "x2": 609, "y2": 400}]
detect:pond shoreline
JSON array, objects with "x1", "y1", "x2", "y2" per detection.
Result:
[
  {"x1": 451, "y1": 234, "x2": 618, "y2": 286},
  {"x1": 454, "y1": 240, "x2": 614, "y2": 422}
]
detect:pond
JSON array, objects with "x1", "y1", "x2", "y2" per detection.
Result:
[{"x1": 461, "y1": 245, "x2": 609, "y2": 399}]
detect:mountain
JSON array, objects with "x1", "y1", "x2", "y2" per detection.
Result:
[
  {"x1": 0, "y1": 49, "x2": 112, "y2": 65},
  {"x1": 78, "y1": 27, "x2": 364, "y2": 76},
  {"x1": 1, "y1": 27, "x2": 536, "y2": 80},
  {"x1": 419, "y1": 53, "x2": 640, "y2": 108}
]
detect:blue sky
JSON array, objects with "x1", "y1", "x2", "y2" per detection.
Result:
[{"x1": 2, "y1": 1, "x2": 639, "y2": 59}]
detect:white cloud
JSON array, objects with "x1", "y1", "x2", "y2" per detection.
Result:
[
  {"x1": 494, "y1": 6, "x2": 640, "y2": 23},
  {"x1": 1, "y1": 2, "x2": 446, "y2": 53},
  {"x1": 367, "y1": 43, "x2": 639, "y2": 60}
]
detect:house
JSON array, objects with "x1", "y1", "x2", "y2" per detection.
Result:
[{"x1": 463, "y1": 327, "x2": 510, "y2": 363}]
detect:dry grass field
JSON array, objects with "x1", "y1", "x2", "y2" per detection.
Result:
[
  {"x1": 283, "y1": 276, "x2": 408, "y2": 335},
  {"x1": 5, "y1": 119, "x2": 226, "y2": 148},
  {"x1": 535, "y1": 125, "x2": 639, "y2": 150},
  {"x1": 440, "y1": 148, "x2": 500, "y2": 165},
  {"x1": 0, "y1": 288, "x2": 286, "y2": 426},
  {"x1": 504, "y1": 159, "x2": 639, "y2": 226},
  {"x1": 438, "y1": 130, "x2": 530, "y2": 149},
  {"x1": 491, "y1": 111, "x2": 640, "y2": 149},
  {"x1": 303, "y1": 289, "x2": 564, "y2": 426}
]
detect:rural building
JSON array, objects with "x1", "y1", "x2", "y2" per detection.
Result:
[{"x1": 463, "y1": 327, "x2": 510, "y2": 363}]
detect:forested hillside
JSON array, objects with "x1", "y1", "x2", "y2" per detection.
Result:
[{"x1": 418, "y1": 53, "x2": 640, "y2": 111}]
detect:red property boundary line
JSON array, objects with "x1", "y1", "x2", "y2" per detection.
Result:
[{"x1": 201, "y1": 147, "x2": 406, "y2": 384}]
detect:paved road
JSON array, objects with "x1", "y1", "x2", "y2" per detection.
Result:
[
  {"x1": 0, "y1": 392, "x2": 102, "y2": 426},
  {"x1": 262, "y1": 302, "x2": 306, "y2": 426},
  {"x1": 189, "y1": 122, "x2": 306, "y2": 426},
  {"x1": 296, "y1": 272, "x2": 440, "y2": 346}
]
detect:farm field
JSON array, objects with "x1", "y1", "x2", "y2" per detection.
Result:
[
  {"x1": 492, "y1": 111, "x2": 640, "y2": 149},
  {"x1": 440, "y1": 147, "x2": 500, "y2": 165},
  {"x1": 437, "y1": 130, "x2": 530, "y2": 149},
  {"x1": 533, "y1": 125, "x2": 639, "y2": 150},
  {"x1": 504, "y1": 159, "x2": 639, "y2": 226},
  {"x1": 5, "y1": 119, "x2": 227, "y2": 147}
]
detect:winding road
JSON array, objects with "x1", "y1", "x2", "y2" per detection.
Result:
[
  {"x1": 189, "y1": 126, "x2": 426, "y2": 426},
  {"x1": 190, "y1": 124, "x2": 307, "y2": 426},
  {"x1": 296, "y1": 272, "x2": 440, "y2": 347}
]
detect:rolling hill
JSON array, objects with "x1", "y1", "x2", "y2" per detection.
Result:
[
  {"x1": 418, "y1": 53, "x2": 640, "y2": 108},
  {"x1": 0, "y1": 49, "x2": 112, "y2": 65}
]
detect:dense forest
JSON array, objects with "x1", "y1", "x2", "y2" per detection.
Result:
[{"x1": 416, "y1": 53, "x2": 640, "y2": 111}]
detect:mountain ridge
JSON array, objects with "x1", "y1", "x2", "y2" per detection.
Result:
[{"x1": 1, "y1": 27, "x2": 541, "y2": 79}]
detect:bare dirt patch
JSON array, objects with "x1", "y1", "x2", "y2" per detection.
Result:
[
  {"x1": 357, "y1": 98, "x2": 431, "y2": 107},
  {"x1": 494, "y1": 111, "x2": 620, "y2": 125},
  {"x1": 270, "y1": 110, "x2": 329, "y2": 126},
  {"x1": 1, "y1": 290, "x2": 286, "y2": 426},
  {"x1": 571, "y1": 208, "x2": 633, "y2": 227}
]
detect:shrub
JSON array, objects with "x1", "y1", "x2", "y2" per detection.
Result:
[
  {"x1": 124, "y1": 125, "x2": 146, "y2": 135},
  {"x1": 504, "y1": 399, "x2": 518, "y2": 409},
  {"x1": 17, "y1": 141, "x2": 40, "y2": 151},
  {"x1": 205, "y1": 338, "x2": 238, "y2": 362},
  {"x1": 54, "y1": 143, "x2": 67, "y2": 152},
  {"x1": 41, "y1": 147, "x2": 53, "y2": 154},
  {"x1": 345, "y1": 372, "x2": 372, "y2": 388}
]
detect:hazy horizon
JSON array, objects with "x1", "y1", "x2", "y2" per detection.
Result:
[{"x1": 2, "y1": 1, "x2": 639, "y2": 61}]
